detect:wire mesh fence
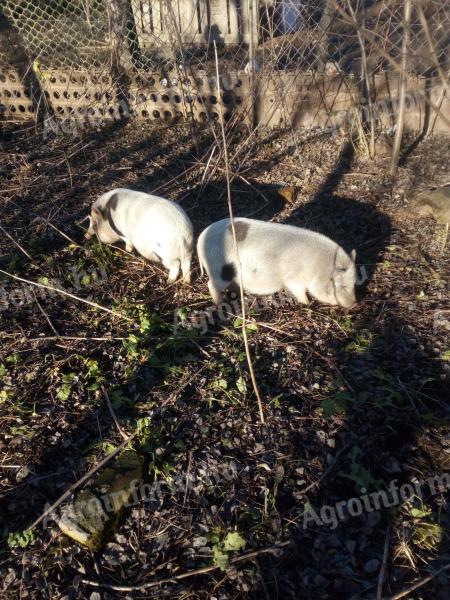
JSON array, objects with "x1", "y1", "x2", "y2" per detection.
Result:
[{"x1": 0, "y1": 1, "x2": 448, "y2": 139}]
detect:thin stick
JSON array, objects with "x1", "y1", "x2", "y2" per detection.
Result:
[
  {"x1": 31, "y1": 289, "x2": 63, "y2": 341},
  {"x1": 388, "y1": 562, "x2": 450, "y2": 600},
  {"x1": 81, "y1": 543, "x2": 289, "y2": 592},
  {"x1": 295, "y1": 443, "x2": 350, "y2": 498},
  {"x1": 248, "y1": 0, "x2": 257, "y2": 129},
  {"x1": 36, "y1": 216, "x2": 81, "y2": 247},
  {"x1": 102, "y1": 385, "x2": 128, "y2": 441},
  {"x1": 416, "y1": 5, "x2": 450, "y2": 97},
  {"x1": 0, "y1": 224, "x2": 36, "y2": 265},
  {"x1": 183, "y1": 451, "x2": 192, "y2": 507},
  {"x1": 25, "y1": 432, "x2": 136, "y2": 534},
  {"x1": 25, "y1": 336, "x2": 126, "y2": 342},
  {"x1": 376, "y1": 526, "x2": 390, "y2": 600},
  {"x1": 390, "y1": 0, "x2": 411, "y2": 175},
  {"x1": 213, "y1": 41, "x2": 265, "y2": 425},
  {"x1": 0, "y1": 269, "x2": 133, "y2": 322},
  {"x1": 428, "y1": 86, "x2": 447, "y2": 137}
]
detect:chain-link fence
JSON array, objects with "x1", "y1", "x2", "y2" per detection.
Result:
[{"x1": 0, "y1": 1, "x2": 449, "y2": 137}]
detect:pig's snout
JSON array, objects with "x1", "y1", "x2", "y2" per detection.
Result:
[
  {"x1": 345, "y1": 302, "x2": 357, "y2": 310},
  {"x1": 337, "y1": 293, "x2": 357, "y2": 309},
  {"x1": 341, "y1": 298, "x2": 357, "y2": 310}
]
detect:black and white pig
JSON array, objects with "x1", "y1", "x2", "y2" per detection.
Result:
[
  {"x1": 197, "y1": 217, "x2": 357, "y2": 307},
  {"x1": 85, "y1": 188, "x2": 193, "y2": 283}
]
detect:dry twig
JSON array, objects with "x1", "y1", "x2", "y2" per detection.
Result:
[
  {"x1": 102, "y1": 385, "x2": 129, "y2": 441},
  {"x1": 388, "y1": 562, "x2": 450, "y2": 600},
  {"x1": 377, "y1": 526, "x2": 390, "y2": 600},
  {"x1": 213, "y1": 40, "x2": 265, "y2": 425},
  {"x1": 81, "y1": 542, "x2": 289, "y2": 592}
]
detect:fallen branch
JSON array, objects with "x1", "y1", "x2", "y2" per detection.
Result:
[{"x1": 81, "y1": 542, "x2": 289, "y2": 592}]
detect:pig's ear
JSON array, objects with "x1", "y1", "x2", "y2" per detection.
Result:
[
  {"x1": 351, "y1": 249, "x2": 356, "y2": 261},
  {"x1": 92, "y1": 206, "x2": 102, "y2": 219}
]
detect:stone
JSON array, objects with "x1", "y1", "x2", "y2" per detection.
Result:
[
  {"x1": 364, "y1": 558, "x2": 380, "y2": 573},
  {"x1": 57, "y1": 450, "x2": 143, "y2": 551}
]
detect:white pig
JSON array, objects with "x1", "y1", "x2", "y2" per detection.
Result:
[
  {"x1": 197, "y1": 217, "x2": 357, "y2": 307},
  {"x1": 85, "y1": 188, "x2": 193, "y2": 283}
]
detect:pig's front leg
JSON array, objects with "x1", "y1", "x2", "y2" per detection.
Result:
[
  {"x1": 146, "y1": 251, "x2": 160, "y2": 262},
  {"x1": 125, "y1": 240, "x2": 134, "y2": 253},
  {"x1": 286, "y1": 281, "x2": 309, "y2": 305}
]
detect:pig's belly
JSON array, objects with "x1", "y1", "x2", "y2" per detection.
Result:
[{"x1": 240, "y1": 267, "x2": 282, "y2": 296}]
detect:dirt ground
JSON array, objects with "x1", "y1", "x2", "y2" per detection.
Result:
[{"x1": 0, "y1": 117, "x2": 449, "y2": 599}]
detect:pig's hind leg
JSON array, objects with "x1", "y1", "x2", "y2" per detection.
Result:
[
  {"x1": 207, "y1": 262, "x2": 238, "y2": 304},
  {"x1": 208, "y1": 279, "x2": 227, "y2": 305},
  {"x1": 181, "y1": 256, "x2": 192, "y2": 284}
]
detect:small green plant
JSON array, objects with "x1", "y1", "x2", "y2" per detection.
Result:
[
  {"x1": 84, "y1": 359, "x2": 105, "y2": 391},
  {"x1": 136, "y1": 416, "x2": 153, "y2": 451},
  {"x1": 212, "y1": 530, "x2": 246, "y2": 571},
  {"x1": 233, "y1": 316, "x2": 258, "y2": 334},
  {"x1": 56, "y1": 372, "x2": 77, "y2": 401},
  {"x1": 271, "y1": 393, "x2": 283, "y2": 408},
  {"x1": 339, "y1": 446, "x2": 381, "y2": 492},
  {"x1": 320, "y1": 378, "x2": 353, "y2": 419},
  {"x1": 7, "y1": 252, "x2": 27, "y2": 272},
  {"x1": 7, "y1": 529, "x2": 35, "y2": 549},
  {"x1": 344, "y1": 329, "x2": 374, "y2": 354},
  {"x1": 236, "y1": 375, "x2": 247, "y2": 394},
  {"x1": 320, "y1": 391, "x2": 351, "y2": 419},
  {"x1": 109, "y1": 388, "x2": 130, "y2": 410},
  {"x1": 86, "y1": 239, "x2": 115, "y2": 263},
  {"x1": 410, "y1": 505, "x2": 444, "y2": 550},
  {"x1": 208, "y1": 375, "x2": 244, "y2": 407},
  {"x1": 339, "y1": 314, "x2": 354, "y2": 333},
  {"x1": 0, "y1": 389, "x2": 13, "y2": 403},
  {"x1": 5, "y1": 354, "x2": 20, "y2": 365}
]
